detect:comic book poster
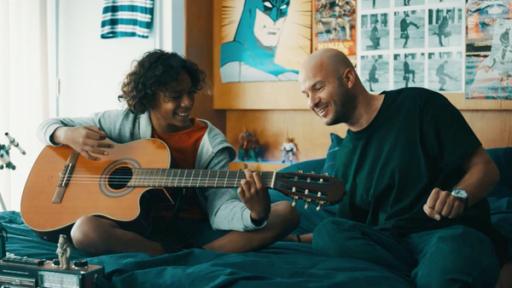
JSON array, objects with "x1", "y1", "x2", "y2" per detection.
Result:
[
  {"x1": 465, "y1": 0, "x2": 512, "y2": 99},
  {"x1": 314, "y1": 0, "x2": 357, "y2": 55},
  {"x1": 219, "y1": 0, "x2": 311, "y2": 83}
]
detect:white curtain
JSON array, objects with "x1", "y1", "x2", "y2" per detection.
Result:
[{"x1": 0, "y1": 0, "x2": 49, "y2": 211}]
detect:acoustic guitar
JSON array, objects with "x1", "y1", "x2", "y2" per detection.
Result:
[{"x1": 21, "y1": 139, "x2": 343, "y2": 232}]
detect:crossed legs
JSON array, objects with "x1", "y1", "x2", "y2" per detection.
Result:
[{"x1": 70, "y1": 201, "x2": 299, "y2": 256}]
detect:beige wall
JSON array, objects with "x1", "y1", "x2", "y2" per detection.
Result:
[{"x1": 185, "y1": 0, "x2": 226, "y2": 133}]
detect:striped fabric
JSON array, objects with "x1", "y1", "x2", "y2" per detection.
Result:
[{"x1": 101, "y1": 0, "x2": 154, "y2": 39}]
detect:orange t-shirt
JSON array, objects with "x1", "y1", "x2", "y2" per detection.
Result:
[
  {"x1": 152, "y1": 119, "x2": 208, "y2": 220},
  {"x1": 152, "y1": 119, "x2": 207, "y2": 169}
]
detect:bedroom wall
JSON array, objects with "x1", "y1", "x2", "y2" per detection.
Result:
[
  {"x1": 186, "y1": 0, "x2": 512, "y2": 165},
  {"x1": 184, "y1": 0, "x2": 225, "y2": 133}
]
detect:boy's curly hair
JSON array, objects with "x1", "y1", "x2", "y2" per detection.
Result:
[{"x1": 119, "y1": 50, "x2": 206, "y2": 114}]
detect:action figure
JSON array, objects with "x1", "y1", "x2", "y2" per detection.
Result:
[
  {"x1": 56, "y1": 234, "x2": 71, "y2": 269},
  {"x1": 281, "y1": 137, "x2": 297, "y2": 164},
  {"x1": 238, "y1": 130, "x2": 262, "y2": 162},
  {"x1": 0, "y1": 133, "x2": 26, "y2": 170}
]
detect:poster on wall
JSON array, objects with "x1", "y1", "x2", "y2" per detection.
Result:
[
  {"x1": 360, "y1": 54, "x2": 390, "y2": 92},
  {"x1": 357, "y1": 0, "x2": 465, "y2": 93},
  {"x1": 314, "y1": 0, "x2": 357, "y2": 56},
  {"x1": 465, "y1": 0, "x2": 512, "y2": 99},
  {"x1": 360, "y1": 12, "x2": 390, "y2": 52},
  {"x1": 394, "y1": 9, "x2": 424, "y2": 49},
  {"x1": 219, "y1": 0, "x2": 311, "y2": 83},
  {"x1": 428, "y1": 51, "x2": 463, "y2": 91},
  {"x1": 393, "y1": 52, "x2": 425, "y2": 89}
]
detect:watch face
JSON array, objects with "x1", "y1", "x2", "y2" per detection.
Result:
[{"x1": 451, "y1": 189, "x2": 468, "y2": 199}]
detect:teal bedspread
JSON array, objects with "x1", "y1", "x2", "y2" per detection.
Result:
[{"x1": 0, "y1": 211, "x2": 411, "y2": 288}]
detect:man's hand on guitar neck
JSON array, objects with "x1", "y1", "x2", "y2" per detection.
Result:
[
  {"x1": 52, "y1": 126, "x2": 114, "y2": 161},
  {"x1": 238, "y1": 169, "x2": 271, "y2": 226}
]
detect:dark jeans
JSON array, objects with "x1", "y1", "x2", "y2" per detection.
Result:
[{"x1": 313, "y1": 218, "x2": 499, "y2": 288}]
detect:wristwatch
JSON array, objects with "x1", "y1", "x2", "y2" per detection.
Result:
[{"x1": 451, "y1": 188, "x2": 469, "y2": 209}]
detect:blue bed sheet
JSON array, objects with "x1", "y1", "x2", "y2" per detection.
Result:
[{"x1": 0, "y1": 211, "x2": 411, "y2": 288}]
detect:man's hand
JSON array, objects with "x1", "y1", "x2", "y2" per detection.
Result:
[
  {"x1": 423, "y1": 187, "x2": 466, "y2": 221},
  {"x1": 52, "y1": 126, "x2": 113, "y2": 161},
  {"x1": 238, "y1": 169, "x2": 270, "y2": 223}
]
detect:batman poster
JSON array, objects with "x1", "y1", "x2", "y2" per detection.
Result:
[{"x1": 220, "y1": 0, "x2": 311, "y2": 83}]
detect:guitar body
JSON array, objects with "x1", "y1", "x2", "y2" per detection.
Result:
[{"x1": 21, "y1": 139, "x2": 171, "y2": 232}]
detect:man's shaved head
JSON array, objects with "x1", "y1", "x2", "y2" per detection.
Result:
[{"x1": 301, "y1": 48, "x2": 354, "y2": 77}]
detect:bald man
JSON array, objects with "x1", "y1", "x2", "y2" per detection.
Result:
[{"x1": 297, "y1": 48, "x2": 503, "y2": 287}]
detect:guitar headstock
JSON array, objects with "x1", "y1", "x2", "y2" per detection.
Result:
[{"x1": 273, "y1": 171, "x2": 344, "y2": 210}]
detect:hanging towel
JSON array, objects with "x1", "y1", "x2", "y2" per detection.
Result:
[{"x1": 101, "y1": 0, "x2": 154, "y2": 39}]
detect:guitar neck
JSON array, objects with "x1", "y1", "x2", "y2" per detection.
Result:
[{"x1": 130, "y1": 168, "x2": 276, "y2": 189}]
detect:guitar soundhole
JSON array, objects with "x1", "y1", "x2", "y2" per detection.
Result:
[{"x1": 108, "y1": 166, "x2": 133, "y2": 190}]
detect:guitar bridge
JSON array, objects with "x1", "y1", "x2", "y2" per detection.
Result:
[{"x1": 52, "y1": 152, "x2": 79, "y2": 204}]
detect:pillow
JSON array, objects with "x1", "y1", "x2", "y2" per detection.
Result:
[
  {"x1": 485, "y1": 147, "x2": 512, "y2": 259},
  {"x1": 487, "y1": 147, "x2": 512, "y2": 200},
  {"x1": 322, "y1": 133, "x2": 344, "y2": 177}
]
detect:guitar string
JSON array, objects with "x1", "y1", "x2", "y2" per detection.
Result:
[
  {"x1": 61, "y1": 177, "x2": 276, "y2": 185},
  {"x1": 58, "y1": 173, "x2": 321, "y2": 185},
  {"x1": 57, "y1": 176, "x2": 327, "y2": 196},
  {"x1": 58, "y1": 173, "x2": 317, "y2": 181},
  {"x1": 58, "y1": 171, "x2": 276, "y2": 181}
]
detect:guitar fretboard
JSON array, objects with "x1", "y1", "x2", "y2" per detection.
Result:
[{"x1": 130, "y1": 169, "x2": 276, "y2": 188}]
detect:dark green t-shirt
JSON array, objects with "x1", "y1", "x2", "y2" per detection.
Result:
[{"x1": 333, "y1": 87, "x2": 491, "y2": 236}]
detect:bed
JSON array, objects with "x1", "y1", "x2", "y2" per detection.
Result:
[{"x1": 1, "y1": 148, "x2": 510, "y2": 287}]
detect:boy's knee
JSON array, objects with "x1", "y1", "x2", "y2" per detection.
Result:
[
  {"x1": 275, "y1": 201, "x2": 300, "y2": 226},
  {"x1": 70, "y1": 216, "x2": 111, "y2": 254},
  {"x1": 269, "y1": 201, "x2": 300, "y2": 236}
]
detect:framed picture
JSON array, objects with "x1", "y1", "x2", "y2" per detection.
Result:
[
  {"x1": 213, "y1": 0, "x2": 312, "y2": 109},
  {"x1": 313, "y1": 0, "x2": 357, "y2": 55}
]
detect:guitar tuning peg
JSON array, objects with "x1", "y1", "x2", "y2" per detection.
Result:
[
  {"x1": 304, "y1": 189, "x2": 309, "y2": 195},
  {"x1": 324, "y1": 172, "x2": 329, "y2": 176},
  {"x1": 316, "y1": 204, "x2": 322, "y2": 211},
  {"x1": 291, "y1": 196, "x2": 298, "y2": 207},
  {"x1": 317, "y1": 191, "x2": 322, "y2": 197},
  {"x1": 304, "y1": 201, "x2": 309, "y2": 209},
  {"x1": 298, "y1": 170, "x2": 303, "y2": 173}
]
